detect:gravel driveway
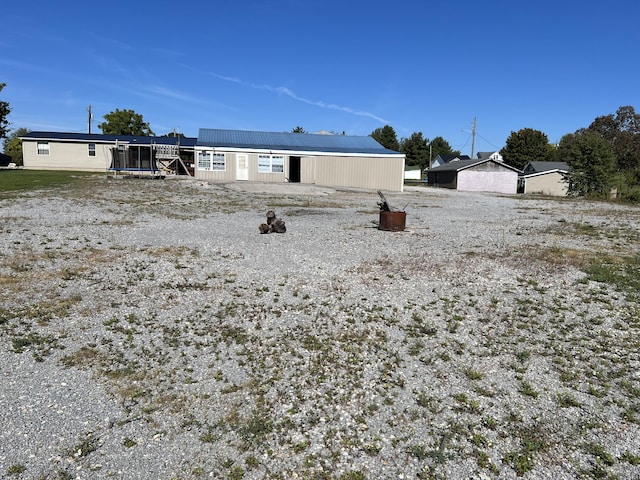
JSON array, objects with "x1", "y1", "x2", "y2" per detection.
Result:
[{"x1": 1, "y1": 177, "x2": 639, "y2": 479}]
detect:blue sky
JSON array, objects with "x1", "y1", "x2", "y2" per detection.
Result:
[{"x1": 2, "y1": 0, "x2": 639, "y2": 155}]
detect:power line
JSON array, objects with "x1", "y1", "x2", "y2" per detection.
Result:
[
  {"x1": 461, "y1": 117, "x2": 501, "y2": 155},
  {"x1": 475, "y1": 132, "x2": 500, "y2": 150}
]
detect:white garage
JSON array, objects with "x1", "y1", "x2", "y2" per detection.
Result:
[{"x1": 427, "y1": 158, "x2": 520, "y2": 194}]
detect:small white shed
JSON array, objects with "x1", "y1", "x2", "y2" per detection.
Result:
[
  {"x1": 428, "y1": 158, "x2": 520, "y2": 194},
  {"x1": 404, "y1": 165, "x2": 423, "y2": 181}
]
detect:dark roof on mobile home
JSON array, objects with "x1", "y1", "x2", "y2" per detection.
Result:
[{"x1": 21, "y1": 131, "x2": 197, "y2": 147}]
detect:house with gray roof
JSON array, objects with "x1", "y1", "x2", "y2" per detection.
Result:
[
  {"x1": 476, "y1": 151, "x2": 504, "y2": 162},
  {"x1": 430, "y1": 154, "x2": 471, "y2": 169},
  {"x1": 519, "y1": 161, "x2": 570, "y2": 196}
]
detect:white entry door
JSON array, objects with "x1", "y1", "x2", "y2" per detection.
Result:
[{"x1": 236, "y1": 154, "x2": 249, "y2": 180}]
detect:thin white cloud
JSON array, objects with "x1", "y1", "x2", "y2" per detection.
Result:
[
  {"x1": 9, "y1": 114, "x2": 81, "y2": 133},
  {"x1": 145, "y1": 85, "x2": 199, "y2": 103},
  {"x1": 138, "y1": 84, "x2": 235, "y2": 111},
  {"x1": 207, "y1": 72, "x2": 389, "y2": 124},
  {"x1": 150, "y1": 47, "x2": 184, "y2": 57},
  {"x1": 0, "y1": 58, "x2": 51, "y2": 74},
  {"x1": 89, "y1": 34, "x2": 134, "y2": 51}
]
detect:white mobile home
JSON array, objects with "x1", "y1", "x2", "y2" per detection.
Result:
[{"x1": 21, "y1": 132, "x2": 196, "y2": 175}]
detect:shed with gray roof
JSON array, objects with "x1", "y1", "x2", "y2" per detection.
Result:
[
  {"x1": 428, "y1": 158, "x2": 520, "y2": 194},
  {"x1": 519, "y1": 161, "x2": 569, "y2": 196}
]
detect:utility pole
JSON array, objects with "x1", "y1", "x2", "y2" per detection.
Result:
[
  {"x1": 471, "y1": 116, "x2": 476, "y2": 159},
  {"x1": 87, "y1": 105, "x2": 93, "y2": 134}
]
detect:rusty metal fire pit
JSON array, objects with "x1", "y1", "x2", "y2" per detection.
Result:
[
  {"x1": 379, "y1": 210, "x2": 406, "y2": 231},
  {"x1": 376, "y1": 190, "x2": 406, "y2": 231}
]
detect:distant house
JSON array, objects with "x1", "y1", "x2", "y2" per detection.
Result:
[
  {"x1": 194, "y1": 128, "x2": 405, "y2": 191},
  {"x1": 428, "y1": 158, "x2": 521, "y2": 194},
  {"x1": 476, "y1": 151, "x2": 504, "y2": 162},
  {"x1": 430, "y1": 154, "x2": 471, "y2": 169},
  {"x1": 519, "y1": 161, "x2": 569, "y2": 196}
]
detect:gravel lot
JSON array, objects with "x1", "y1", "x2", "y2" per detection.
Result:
[{"x1": 1, "y1": 176, "x2": 639, "y2": 480}]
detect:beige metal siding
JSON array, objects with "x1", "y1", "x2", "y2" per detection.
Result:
[
  {"x1": 194, "y1": 150, "x2": 405, "y2": 191},
  {"x1": 300, "y1": 156, "x2": 316, "y2": 184},
  {"x1": 194, "y1": 150, "x2": 237, "y2": 182},
  {"x1": 524, "y1": 172, "x2": 568, "y2": 196},
  {"x1": 315, "y1": 155, "x2": 404, "y2": 191},
  {"x1": 194, "y1": 151, "x2": 287, "y2": 183},
  {"x1": 251, "y1": 153, "x2": 287, "y2": 183},
  {"x1": 23, "y1": 140, "x2": 111, "y2": 171}
]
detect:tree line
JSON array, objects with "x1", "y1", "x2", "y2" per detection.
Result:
[
  {"x1": 0, "y1": 83, "x2": 638, "y2": 201},
  {"x1": 370, "y1": 125, "x2": 460, "y2": 174},
  {"x1": 498, "y1": 106, "x2": 640, "y2": 200}
]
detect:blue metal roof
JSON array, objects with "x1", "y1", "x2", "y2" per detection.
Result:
[
  {"x1": 21, "y1": 131, "x2": 197, "y2": 147},
  {"x1": 197, "y1": 128, "x2": 401, "y2": 155}
]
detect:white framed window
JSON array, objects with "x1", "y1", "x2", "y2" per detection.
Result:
[
  {"x1": 197, "y1": 150, "x2": 211, "y2": 170},
  {"x1": 88, "y1": 143, "x2": 96, "y2": 157},
  {"x1": 258, "y1": 155, "x2": 270, "y2": 173},
  {"x1": 272, "y1": 155, "x2": 284, "y2": 173},
  {"x1": 198, "y1": 151, "x2": 225, "y2": 171},
  {"x1": 212, "y1": 153, "x2": 225, "y2": 171},
  {"x1": 258, "y1": 155, "x2": 284, "y2": 173},
  {"x1": 37, "y1": 142, "x2": 50, "y2": 155}
]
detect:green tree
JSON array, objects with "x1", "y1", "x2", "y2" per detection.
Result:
[
  {"x1": 98, "y1": 109, "x2": 154, "y2": 136},
  {"x1": 400, "y1": 132, "x2": 430, "y2": 170},
  {"x1": 291, "y1": 126, "x2": 307, "y2": 134},
  {"x1": 588, "y1": 105, "x2": 640, "y2": 172},
  {"x1": 559, "y1": 130, "x2": 616, "y2": 198},
  {"x1": 428, "y1": 136, "x2": 460, "y2": 167},
  {"x1": 161, "y1": 131, "x2": 185, "y2": 138},
  {"x1": 0, "y1": 83, "x2": 11, "y2": 140},
  {"x1": 2, "y1": 128, "x2": 30, "y2": 166},
  {"x1": 371, "y1": 125, "x2": 399, "y2": 151},
  {"x1": 500, "y1": 128, "x2": 553, "y2": 170}
]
